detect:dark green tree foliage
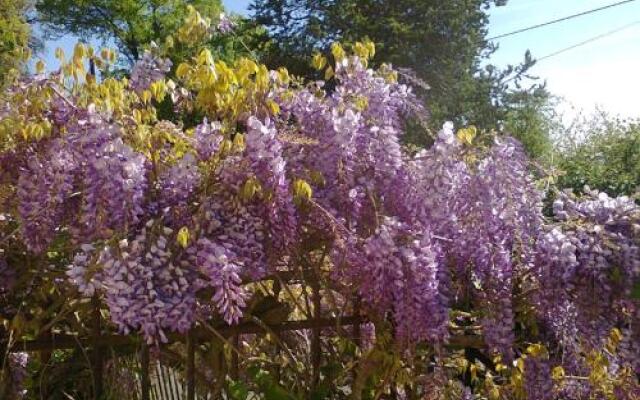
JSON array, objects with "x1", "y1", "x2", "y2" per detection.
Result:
[
  {"x1": 557, "y1": 113, "x2": 640, "y2": 197},
  {"x1": 35, "y1": 0, "x2": 223, "y2": 62},
  {"x1": 208, "y1": 18, "x2": 273, "y2": 64},
  {"x1": 0, "y1": 0, "x2": 31, "y2": 86},
  {"x1": 502, "y1": 86, "x2": 558, "y2": 161},
  {"x1": 251, "y1": 0, "x2": 544, "y2": 135}
]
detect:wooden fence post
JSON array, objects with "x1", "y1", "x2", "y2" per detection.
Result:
[
  {"x1": 187, "y1": 329, "x2": 196, "y2": 400},
  {"x1": 91, "y1": 295, "x2": 103, "y2": 399},
  {"x1": 230, "y1": 334, "x2": 239, "y2": 381},
  {"x1": 141, "y1": 344, "x2": 150, "y2": 400},
  {"x1": 311, "y1": 278, "x2": 321, "y2": 392},
  {"x1": 352, "y1": 295, "x2": 361, "y2": 386}
]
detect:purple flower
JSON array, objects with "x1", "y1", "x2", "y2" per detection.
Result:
[
  {"x1": 129, "y1": 49, "x2": 172, "y2": 93},
  {"x1": 216, "y1": 13, "x2": 236, "y2": 34}
]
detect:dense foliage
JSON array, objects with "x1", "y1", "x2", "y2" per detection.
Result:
[
  {"x1": 0, "y1": 8, "x2": 639, "y2": 399},
  {"x1": 35, "y1": 0, "x2": 224, "y2": 62},
  {"x1": 556, "y1": 113, "x2": 640, "y2": 197},
  {"x1": 502, "y1": 87, "x2": 559, "y2": 162},
  {"x1": 0, "y1": 0, "x2": 31, "y2": 87}
]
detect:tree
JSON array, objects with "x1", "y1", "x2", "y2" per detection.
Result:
[
  {"x1": 556, "y1": 112, "x2": 640, "y2": 197},
  {"x1": 0, "y1": 0, "x2": 31, "y2": 86},
  {"x1": 502, "y1": 86, "x2": 559, "y2": 161},
  {"x1": 250, "y1": 0, "x2": 543, "y2": 136},
  {"x1": 35, "y1": 0, "x2": 224, "y2": 63}
]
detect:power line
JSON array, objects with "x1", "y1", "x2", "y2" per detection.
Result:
[
  {"x1": 488, "y1": 0, "x2": 638, "y2": 41},
  {"x1": 501, "y1": 20, "x2": 639, "y2": 84},
  {"x1": 536, "y1": 20, "x2": 640, "y2": 62}
]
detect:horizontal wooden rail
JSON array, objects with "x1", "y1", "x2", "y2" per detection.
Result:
[{"x1": 1, "y1": 316, "x2": 484, "y2": 352}]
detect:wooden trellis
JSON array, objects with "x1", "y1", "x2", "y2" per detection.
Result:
[
  {"x1": 1, "y1": 269, "x2": 484, "y2": 399},
  {"x1": 2, "y1": 314, "x2": 483, "y2": 399}
]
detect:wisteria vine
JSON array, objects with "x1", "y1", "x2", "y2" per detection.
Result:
[{"x1": 0, "y1": 21, "x2": 638, "y2": 398}]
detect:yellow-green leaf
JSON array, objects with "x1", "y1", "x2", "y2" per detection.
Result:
[
  {"x1": 311, "y1": 53, "x2": 327, "y2": 70},
  {"x1": 177, "y1": 227, "x2": 190, "y2": 248}
]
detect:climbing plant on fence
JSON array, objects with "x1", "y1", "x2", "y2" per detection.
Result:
[{"x1": 0, "y1": 7, "x2": 639, "y2": 400}]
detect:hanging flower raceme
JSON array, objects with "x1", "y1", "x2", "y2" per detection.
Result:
[
  {"x1": 523, "y1": 347, "x2": 555, "y2": 400},
  {"x1": 1, "y1": 352, "x2": 29, "y2": 399},
  {"x1": 332, "y1": 217, "x2": 449, "y2": 344},
  {"x1": 245, "y1": 116, "x2": 297, "y2": 256},
  {"x1": 14, "y1": 104, "x2": 148, "y2": 251},
  {"x1": 215, "y1": 13, "x2": 236, "y2": 34},
  {"x1": 534, "y1": 190, "x2": 640, "y2": 371},
  {"x1": 194, "y1": 237, "x2": 247, "y2": 325},
  {"x1": 68, "y1": 222, "x2": 199, "y2": 342},
  {"x1": 157, "y1": 153, "x2": 201, "y2": 228},
  {"x1": 129, "y1": 49, "x2": 172, "y2": 94}
]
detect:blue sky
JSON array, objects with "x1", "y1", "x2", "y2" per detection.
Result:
[
  {"x1": 488, "y1": 0, "x2": 640, "y2": 119},
  {"x1": 39, "y1": 0, "x2": 640, "y2": 119}
]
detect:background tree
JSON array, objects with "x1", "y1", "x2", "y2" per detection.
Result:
[
  {"x1": 0, "y1": 0, "x2": 31, "y2": 87},
  {"x1": 502, "y1": 86, "x2": 560, "y2": 161},
  {"x1": 250, "y1": 0, "x2": 547, "y2": 138},
  {"x1": 35, "y1": 0, "x2": 224, "y2": 63},
  {"x1": 555, "y1": 112, "x2": 640, "y2": 197}
]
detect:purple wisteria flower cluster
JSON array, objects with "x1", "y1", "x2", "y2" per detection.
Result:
[
  {"x1": 2, "y1": 352, "x2": 29, "y2": 399},
  {"x1": 129, "y1": 48, "x2": 172, "y2": 93},
  {"x1": 535, "y1": 190, "x2": 640, "y2": 377},
  {"x1": 215, "y1": 13, "x2": 236, "y2": 34},
  {"x1": 17, "y1": 106, "x2": 147, "y2": 252},
  {"x1": 523, "y1": 354, "x2": 554, "y2": 400}
]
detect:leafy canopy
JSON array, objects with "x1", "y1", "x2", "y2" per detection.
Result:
[
  {"x1": 0, "y1": 0, "x2": 31, "y2": 86},
  {"x1": 35, "y1": 0, "x2": 224, "y2": 62},
  {"x1": 556, "y1": 112, "x2": 640, "y2": 197}
]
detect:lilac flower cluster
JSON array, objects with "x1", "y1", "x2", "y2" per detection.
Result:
[
  {"x1": 3, "y1": 49, "x2": 640, "y2": 390},
  {"x1": 334, "y1": 218, "x2": 449, "y2": 344},
  {"x1": 282, "y1": 55, "x2": 415, "y2": 231},
  {"x1": 408, "y1": 128, "x2": 543, "y2": 359},
  {"x1": 408, "y1": 123, "x2": 469, "y2": 258},
  {"x1": 196, "y1": 157, "x2": 269, "y2": 281},
  {"x1": 66, "y1": 243, "x2": 101, "y2": 296},
  {"x1": 619, "y1": 304, "x2": 640, "y2": 375},
  {"x1": 192, "y1": 119, "x2": 223, "y2": 161},
  {"x1": 215, "y1": 13, "x2": 236, "y2": 34},
  {"x1": 245, "y1": 117, "x2": 297, "y2": 255},
  {"x1": 194, "y1": 237, "x2": 247, "y2": 324},
  {"x1": 3, "y1": 352, "x2": 29, "y2": 399},
  {"x1": 460, "y1": 139, "x2": 542, "y2": 360},
  {"x1": 282, "y1": 57, "x2": 550, "y2": 354},
  {"x1": 524, "y1": 355, "x2": 554, "y2": 400},
  {"x1": 129, "y1": 49, "x2": 172, "y2": 93},
  {"x1": 534, "y1": 190, "x2": 640, "y2": 374},
  {"x1": 68, "y1": 221, "x2": 198, "y2": 343},
  {"x1": 16, "y1": 105, "x2": 148, "y2": 252},
  {"x1": 17, "y1": 141, "x2": 75, "y2": 253},
  {"x1": 157, "y1": 153, "x2": 201, "y2": 227}
]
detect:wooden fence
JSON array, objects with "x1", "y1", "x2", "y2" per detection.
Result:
[{"x1": 1, "y1": 271, "x2": 484, "y2": 399}]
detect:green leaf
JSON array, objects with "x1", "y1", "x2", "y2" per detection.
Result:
[
  {"x1": 632, "y1": 281, "x2": 640, "y2": 299},
  {"x1": 264, "y1": 384, "x2": 296, "y2": 400},
  {"x1": 310, "y1": 384, "x2": 331, "y2": 400},
  {"x1": 228, "y1": 380, "x2": 249, "y2": 400}
]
